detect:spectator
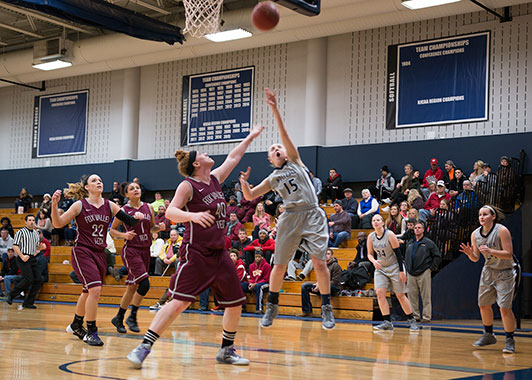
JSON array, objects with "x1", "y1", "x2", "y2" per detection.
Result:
[
  {"x1": 421, "y1": 159, "x2": 444, "y2": 199},
  {"x1": 469, "y1": 160, "x2": 485, "y2": 187},
  {"x1": 14, "y1": 187, "x2": 33, "y2": 213},
  {"x1": 442, "y1": 160, "x2": 456, "y2": 187},
  {"x1": 286, "y1": 247, "x2": 313, "y2": 281},
  {"x1": 371, "y1": 166, "x2": 395, "y2": 201},
  {"x1": 385, "y1": 204, "x2": 405, "y2": 235},
  {"x1": 419, "y1": 180, "x2": 451, "y2": 222},
  {"x1": 1, "y1": 217, "x2": 15, "y2": 238},
  {"x1": 36, "y1": 231, "x2": 50, "y2": 283},
  {"x1": 449, "y1": 168, "x2": 465, "y2": 197},
  {"x1": 252, "y1": 202, "x2": 271, "y2": 239},
  {"x1": 154, "y1": 229, "x2": 182, "y2": 275},
  {"x1": 404, "y1": 221, "x2": 441, "y2": 323},
  {"x1": 0, "y1": 248, "x2": 21, "y2": 296},
  {"x1": 50, "y1": 209, "x2": 65, "y2": 246},
  {"x1": 132, "y1": 177, "x2": 147, "y2": 202},
  {"x1": 154, "y1": 205, "x2": 171, "y2": 239},
  {"x1": 35, "y1": 209, "x2": 53, "y2": 240},
  {"x1": 328, "y1": 201, "x2": 352, "y2": 248},
  {"x1": 389, "y1": 164, "x2": 416, "y2": 206},
  {"x1": 151, "y1": 192, "x2": 165, "y2": 212},
  {"x1": 226, "y1": 196, "x2": 241, "y2": 218},
  {"x1": 230, "y1": 248, "x2": 247, "y2": 283},
  {"x1": 455, "y1": 180, "x2": 479, "y2": 226},
  {"x1": 232, "y1": 228, "x2": 253, "y2": 269},
  {"x1": 40, "y1": 193, "x2": 52, "y2": 214},
  {"x1": 0, "y1": 228, "x2": 14, "y2": 260},
  {"x1": 406, "y1": 208, "x2": 419, "y2": 223},
  {"x1": 241, "y1": 251, "x2": 271, "y2": 313},
  {"x1": 340, "y1": 188, "x2": 359, "y2": 228},
  {"x1": 109, "y1": 181, "x2": 125, "y2": 205},
  {"x1": 263, "y1": 190, "x2": 282, "y2": 216},
  {"x1": 323, "y1": 168, "x2": 344, "y2": 203},
  {"x1": 240, "y1": 193, "x2": 261, "y2": 223},
  {"x1": 309, "y1": 171, "x2": 322, "y2": 199},
  {"x1": 63, "y1": 217, "x2": 77, "y2": 246},
  {"x1": 58, "y1": 193, "x2": 74, "y2": 212},
  {"x1": 149, "y1": 232, "x2": 165, "y2": 275},
  {"x1": 244, "y1": 229, "x2": 275, "y2": 265},
  {"x1": 347, "y1": 232, "x2": 372, "y2": 273},
  {"x1": 397, "y1": 217, "x2": 417, "y2": 245},
  {"x1": 497, "y1": 156, "x2": 517, "y2": 212},
  {"x1": 269, "y1": 204, "x2": 285, "y2": 240},
  {"x1": 475, "y1": 163, "x2": 496, "y2": 189},
  {"x1": 430, "y1": 199, "x2": 455, "y2": 232},
  {"x1": 299, "y1": 249, "x2": 342, "y2": 317},
  {"x1": 357, "y1": 189, "x2": 379, "y2": 229},
  {"x1": 226, "y1": 212, "x2": 244, "y2": 243},
  {"x1": 399, "y1": 201, "x2": 409, "y2": 219}
]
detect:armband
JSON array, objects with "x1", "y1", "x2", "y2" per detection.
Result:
[{"x1": 116, "y1": 210, "x2": 140, "y2": 227}]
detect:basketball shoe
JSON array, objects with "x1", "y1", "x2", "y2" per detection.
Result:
[
  {"x1": 128, "y1": 343, "x2": 151, "y2": 369},
  {"x1": 66, "y1": 324, "x2": 87, "y2": 340},
  {"x1": 260, "y1": 302, "x2": 278, "y2": 328},
  {"x1": 216, "y1": 345, "x2": 250, "y2": 365},
  {"x1": 321, "y1": 304, "x2": 336, "y2": 330},
  {"x1": 473, "y1": 332, "x2": 497, "y2": 347}
]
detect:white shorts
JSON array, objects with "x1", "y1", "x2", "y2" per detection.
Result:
[
  {"x1": 478, "y1": 266, "x2": 517, "y2": 309},
  {"x1": 374, "y1": 263, "x2": 407, "y2": 294}
]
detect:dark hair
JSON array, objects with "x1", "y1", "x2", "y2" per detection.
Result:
[
  {"x1": 120, "y1": 181, "x2": 138, "y2": 197},
  {"x1": 25, "y1": 214, "x2": 35, "y2": 221},
  {"x1": 414, "y1": 221, "x2": 426, "y2": 230},
  {"x1": 228, "y1": 248, "x2": 240, "y2": 255},
  {"x1": 455, "y1": 167, "x2": 463, "y2": 172},
  {"x1": 229, "y1": 211, "x2": 237, "y2": 216},
  {"x1": 238, "y1": 228, "x2": 247, "y2": 234},
  {"x1": 1, "y1": 217, "x2": 11, "y2": 225},
  {"x1": 480, "y1": 205, "x2": 505, "y2": 223}
]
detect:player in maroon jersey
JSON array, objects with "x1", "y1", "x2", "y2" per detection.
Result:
[
  {"x1": 109, "y1": 181, "x2": 166, "y2": 334},
  {"x1": 51, "y1": 174, "x2": 144, "y2": 346},
  {"x1": 127, "y1": 125, "x2": 264, "y2": 369}
]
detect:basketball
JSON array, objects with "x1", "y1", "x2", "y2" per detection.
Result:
[{"x1": 251, "y1": 1, "x2": 280, "y2": 31}]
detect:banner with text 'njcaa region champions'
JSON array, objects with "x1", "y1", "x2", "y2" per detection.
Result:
[
  {"x1": 386, "y1": 32, "x2": 490, "y2": 129},
  {"x1": 181, "y1": 67, "x2": 254, "y2": 146},
  {"x1": 32, "y1": 90, "x2": 89, "y2": 158}
]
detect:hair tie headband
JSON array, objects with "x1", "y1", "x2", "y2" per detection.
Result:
[
  {"x1": 186, "y1": 151, "x2": 197, "y2": 176},
  {"x1": 483, "y1": 205, "x2": 496, "y2": 215}
]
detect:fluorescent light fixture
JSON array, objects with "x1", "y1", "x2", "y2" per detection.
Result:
[
  {"x1": 204, "y1": 28, "x2": 252, "y2": 42},
  {"x1": 32, "y1": 59, "x2": 72, "y2": 71},
  {"x1": 402, "y1": 0, "x2": 461, "y2": 10}
]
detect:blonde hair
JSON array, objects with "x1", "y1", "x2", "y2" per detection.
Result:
[
  {"x1": 407, "y1": 208, "x2": 419, "y2": 220},
  {"x1": 175, "y1": 150, "x2": 192, "y2": 177},
  {"x1": 65, "y1": 175, "x2": 89, "y2": 200},
  {"x1": 255, "y1": 202, "x2": 265, "y2": 217},
  {"x1": 473, "y1": 160, "x2": 485, "y2": 176},
  {"x1": 407, "y1": 188, "x2": 421, "y2": 205}
]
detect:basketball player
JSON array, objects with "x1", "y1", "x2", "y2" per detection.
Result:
[
  {"x1": 460, "y1": 205, "x2": 517, "y2": 354},
  {"x1": 51, "y1": 175, "x2": 144, "y2": 346},
  {"x1": 367, "y1": 214, "x2": 418, "y2": 332},
  {"x1": 110, "y1": 182, "x2": 166, "y2": 334},
  {"x1": 127, "y1": 125, "x2": 263, "y2": 369},
  {"x1": 238, "y1": 88, "x2": 335, "y2": 330}
]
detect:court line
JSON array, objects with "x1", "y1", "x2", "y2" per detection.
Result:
[{"x1": 452, "y1": 367, "x2": 532, "y2": 379}]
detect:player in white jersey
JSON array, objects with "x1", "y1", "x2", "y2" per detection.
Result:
[
  {"x1": 460, "y1": 205, "x2": 518, "y2": 354},
  {"x1": 367, "y1": 214, "x2": 418, "y2": 332},
  {"x1": 239, "y1": 88, "x2": 334, "y2": 330}
]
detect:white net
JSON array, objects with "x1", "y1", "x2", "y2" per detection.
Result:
[{"x1": 182, "y1": 0, "x2": 224, "y2": 38}]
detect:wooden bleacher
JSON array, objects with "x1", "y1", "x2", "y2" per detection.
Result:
[{"x1": 1, "y1": 203, "x2": 388, "y2": 321}]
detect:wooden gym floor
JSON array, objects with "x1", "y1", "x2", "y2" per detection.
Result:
[{"x1": 1, "y1": 301, "x2": 531, "y2": 380}]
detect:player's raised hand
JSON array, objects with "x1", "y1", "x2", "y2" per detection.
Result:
[
  {"x1": 133, "y1": 212, "x2": 145, "y2": 220},
  {"x1": 52, "y1": 190, "x2": 62, "y2": 205},
  {"x1": 459, "y1": 242, "x2": 473, "y2": 256},
  {"x1": 248, "y1": 125, "x2": 265, "y2": 140},
  {"x1": 190, "y1": 211, "x2": 215, "y2": 228},
  {"x1": 265, "y1": 88, "x2": 277, "y2": 108},
  {"x1": 239, "y1": 167, "x2": 251, "y2": 183}
]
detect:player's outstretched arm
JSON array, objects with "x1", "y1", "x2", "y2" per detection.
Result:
[
  {"x1": 265, "y1": 88, "x2": 303, "y2": 166},
  {"x1": 51, "y1": 190, "x2": 81, "y2": 228},
  {"x1": 212, "y1": 125, "x2": 264, "y2": 184},
  {"x1": 239, "y1": 166, "x2": 272, "y2": 200}
]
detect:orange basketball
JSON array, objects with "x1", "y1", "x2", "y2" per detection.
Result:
[{"x1": 252, "y1": 2, "x2": 280, "y2": 31}]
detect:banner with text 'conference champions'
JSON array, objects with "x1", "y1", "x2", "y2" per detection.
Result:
[
  {"x1": 386, "y1": 31, "x2": 490, "y2": 129},
  {"x1": 181, "y1": 67, "x2": 254, "y2": 146},
  {"x1": 32, "y1": 90, "x2": 89, "y2": 158}
]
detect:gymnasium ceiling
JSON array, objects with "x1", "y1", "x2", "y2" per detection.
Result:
[{"x1": 0, "y1": 0, "x2": 529, "y2": 87}]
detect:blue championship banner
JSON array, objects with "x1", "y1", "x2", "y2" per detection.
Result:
[
  {"x1": 181, "y1": 67, "x2": 254, "y2": 145},
  {"x1": 32, "y1": 90, "x2": 89, "y2": 158},
  {"x1": 386, "y1": 32, "x2": 490, "y2": 129}
]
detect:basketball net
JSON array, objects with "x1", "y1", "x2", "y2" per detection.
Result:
[{"x1": 182, "y1": 0, "x2": 223, "y2": 38}]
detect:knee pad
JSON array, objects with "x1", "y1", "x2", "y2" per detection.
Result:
[{"x1": 136, "y1": 278, "x2": 150, "y2": 296}]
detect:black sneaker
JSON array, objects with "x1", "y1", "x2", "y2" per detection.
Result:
[
  {"x1": 473, "y1": 332, "x2": 497, "y2": 347},
  {"x1": 111, "y1": 315, "x2": 126, "y2": 333},
  {"x1": 83, "y1": 330, "x2": 104, "y2": 346},
  {"x1": 126, "y1": 316, "x2": 140, "y2": 333},
  {"x1": 6, "y1": 294, "x2": 13, "y2": 305},
  {"x1": 66, "y1": 324, "x2": 87, "y2": 340},
  {"x1": 23, "y1": 304, "x2": 37, "y2": 309}
]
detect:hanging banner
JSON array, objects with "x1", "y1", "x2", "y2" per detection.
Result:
[
  {"x1": 181, "y1": 67, "x2": 254, "y2": 145},
  {"x1": 32, "y1": 89, "x2": 89, "y2": 158},
  {"x1": 386, "y1": 31, "x2": 490, "y2": 129}
]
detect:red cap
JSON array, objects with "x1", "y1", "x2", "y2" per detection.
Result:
[{"x1": 430, "y1": 158, "x2": 438, "y2": 165}]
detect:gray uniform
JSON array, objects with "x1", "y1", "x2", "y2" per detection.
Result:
[
  {"x1": 370, "y1": 229, "x2": 407, "y2": 294},
  {"x1": 268, "y1": 160, "x2": 328, "y2": 265},
  {"x1": 475, "y1": 224, "x2": 517, "y2": 308}
]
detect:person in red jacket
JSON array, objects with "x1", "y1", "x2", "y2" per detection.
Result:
[
  {"x1": 421, "y1": 158, "x2": 444, "y2": 198},
  {"x1": 229, "y1": 249, "x2": 247, "y2": 282},
  {"x1": 419, "y1": 180, "x2": 451, "y2": 222},
  {"x1": 241, "y1": 251, "x2": 271, "y2": 313},
  {"x1": 243, "y1": 229, "x2": 275, "y2": 264}
]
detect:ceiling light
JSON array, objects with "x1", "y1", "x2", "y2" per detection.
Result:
[
  {"x1": 32, "y1": 59, "x2": 72, "y2": 71},
  {"x1": 204, "y1": 28, "x2": 252, "y2": 42},
  {"x1": 402, "y1": 0, "x2": 461, "y2": 10}
]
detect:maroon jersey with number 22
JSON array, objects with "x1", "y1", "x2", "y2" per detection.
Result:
[{"x1": 75, "y1": 198, "x2": 112, "y2": 250}]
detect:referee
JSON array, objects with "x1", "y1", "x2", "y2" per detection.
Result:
[{"x1": 6, "y1": 214, "x2": 43, "y2": 308}]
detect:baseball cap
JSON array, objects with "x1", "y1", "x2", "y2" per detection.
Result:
[
  {"x1": 430, "y1": 158, "x2": 438, "y2": 165},
  {"x1": 333, "y1": 200, "x2": 342, "y2": 206},
  {"x1": 259, "y1": 229, "x2": 268, "y2": 235},
  {"x1": 437, "y1": 180, "x2": 445, "y2": 187},
  {"x1": 343, "y1": 187, "x2": 353, "y2": 193}
]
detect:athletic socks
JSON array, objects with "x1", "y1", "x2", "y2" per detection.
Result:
[
  {"x1": 221, "y1": 330, "x2": 237, "y2": 348},
  {"x1": 321, "y1": 294, "x2": 331, "y2": 306},
  {"x1": 382, "y1": 314, "x2": 391, "y2": 322},
  {"x1": 505, "y1": 331, "x2": 514, "y2": 339},
  {"x1": 484, "y1": 325, "x2": 494, "y2": 334},
  {"x1": 268, "y1": 291, "x2": 279, "y2": 305},
  {"x1": 72, "y1": 314, "x2": 84, "y2": 328},
  {"x1": 405, "y1": 313, "x2": 414, "y2": 320},
  {"x1": 130, "y1": 305, "x2": 139, "y2": 318},
  {"x1": 86, "y1": 320, "x2": 97, "y2": 333},
  {"x1": 142, "y1": 329, "x2": 160, "y2": 348},
  {"x1": 117, "y1": 307, "x2": 127, "y2": 319}
]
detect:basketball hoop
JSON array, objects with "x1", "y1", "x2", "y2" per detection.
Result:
[{"x1": 182, "y1": 0, "x2": 224, "y2": 38}]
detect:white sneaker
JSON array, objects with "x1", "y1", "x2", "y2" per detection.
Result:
[{"x1": 149, "y1": 302, "x2": 162, "y2": 311}]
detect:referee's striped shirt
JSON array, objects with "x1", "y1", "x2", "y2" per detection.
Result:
[{"x1": 13, "y1": 227, "x2": 41, "y2": 256}]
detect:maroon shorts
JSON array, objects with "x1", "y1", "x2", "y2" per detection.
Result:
[
  {"x1": 71, "y1": 245, "x2": 106, "y2": 293},
  {"x1": 121, "y1": 244, "x2": 150, "y2": 285},
  {"x1": 167, "y1": 243, "x2": 246, "y2": 307}
]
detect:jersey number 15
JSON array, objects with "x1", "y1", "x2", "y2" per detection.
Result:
[{"x1": 283, "y1": 179, "x2": 299, "y2": 195}]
